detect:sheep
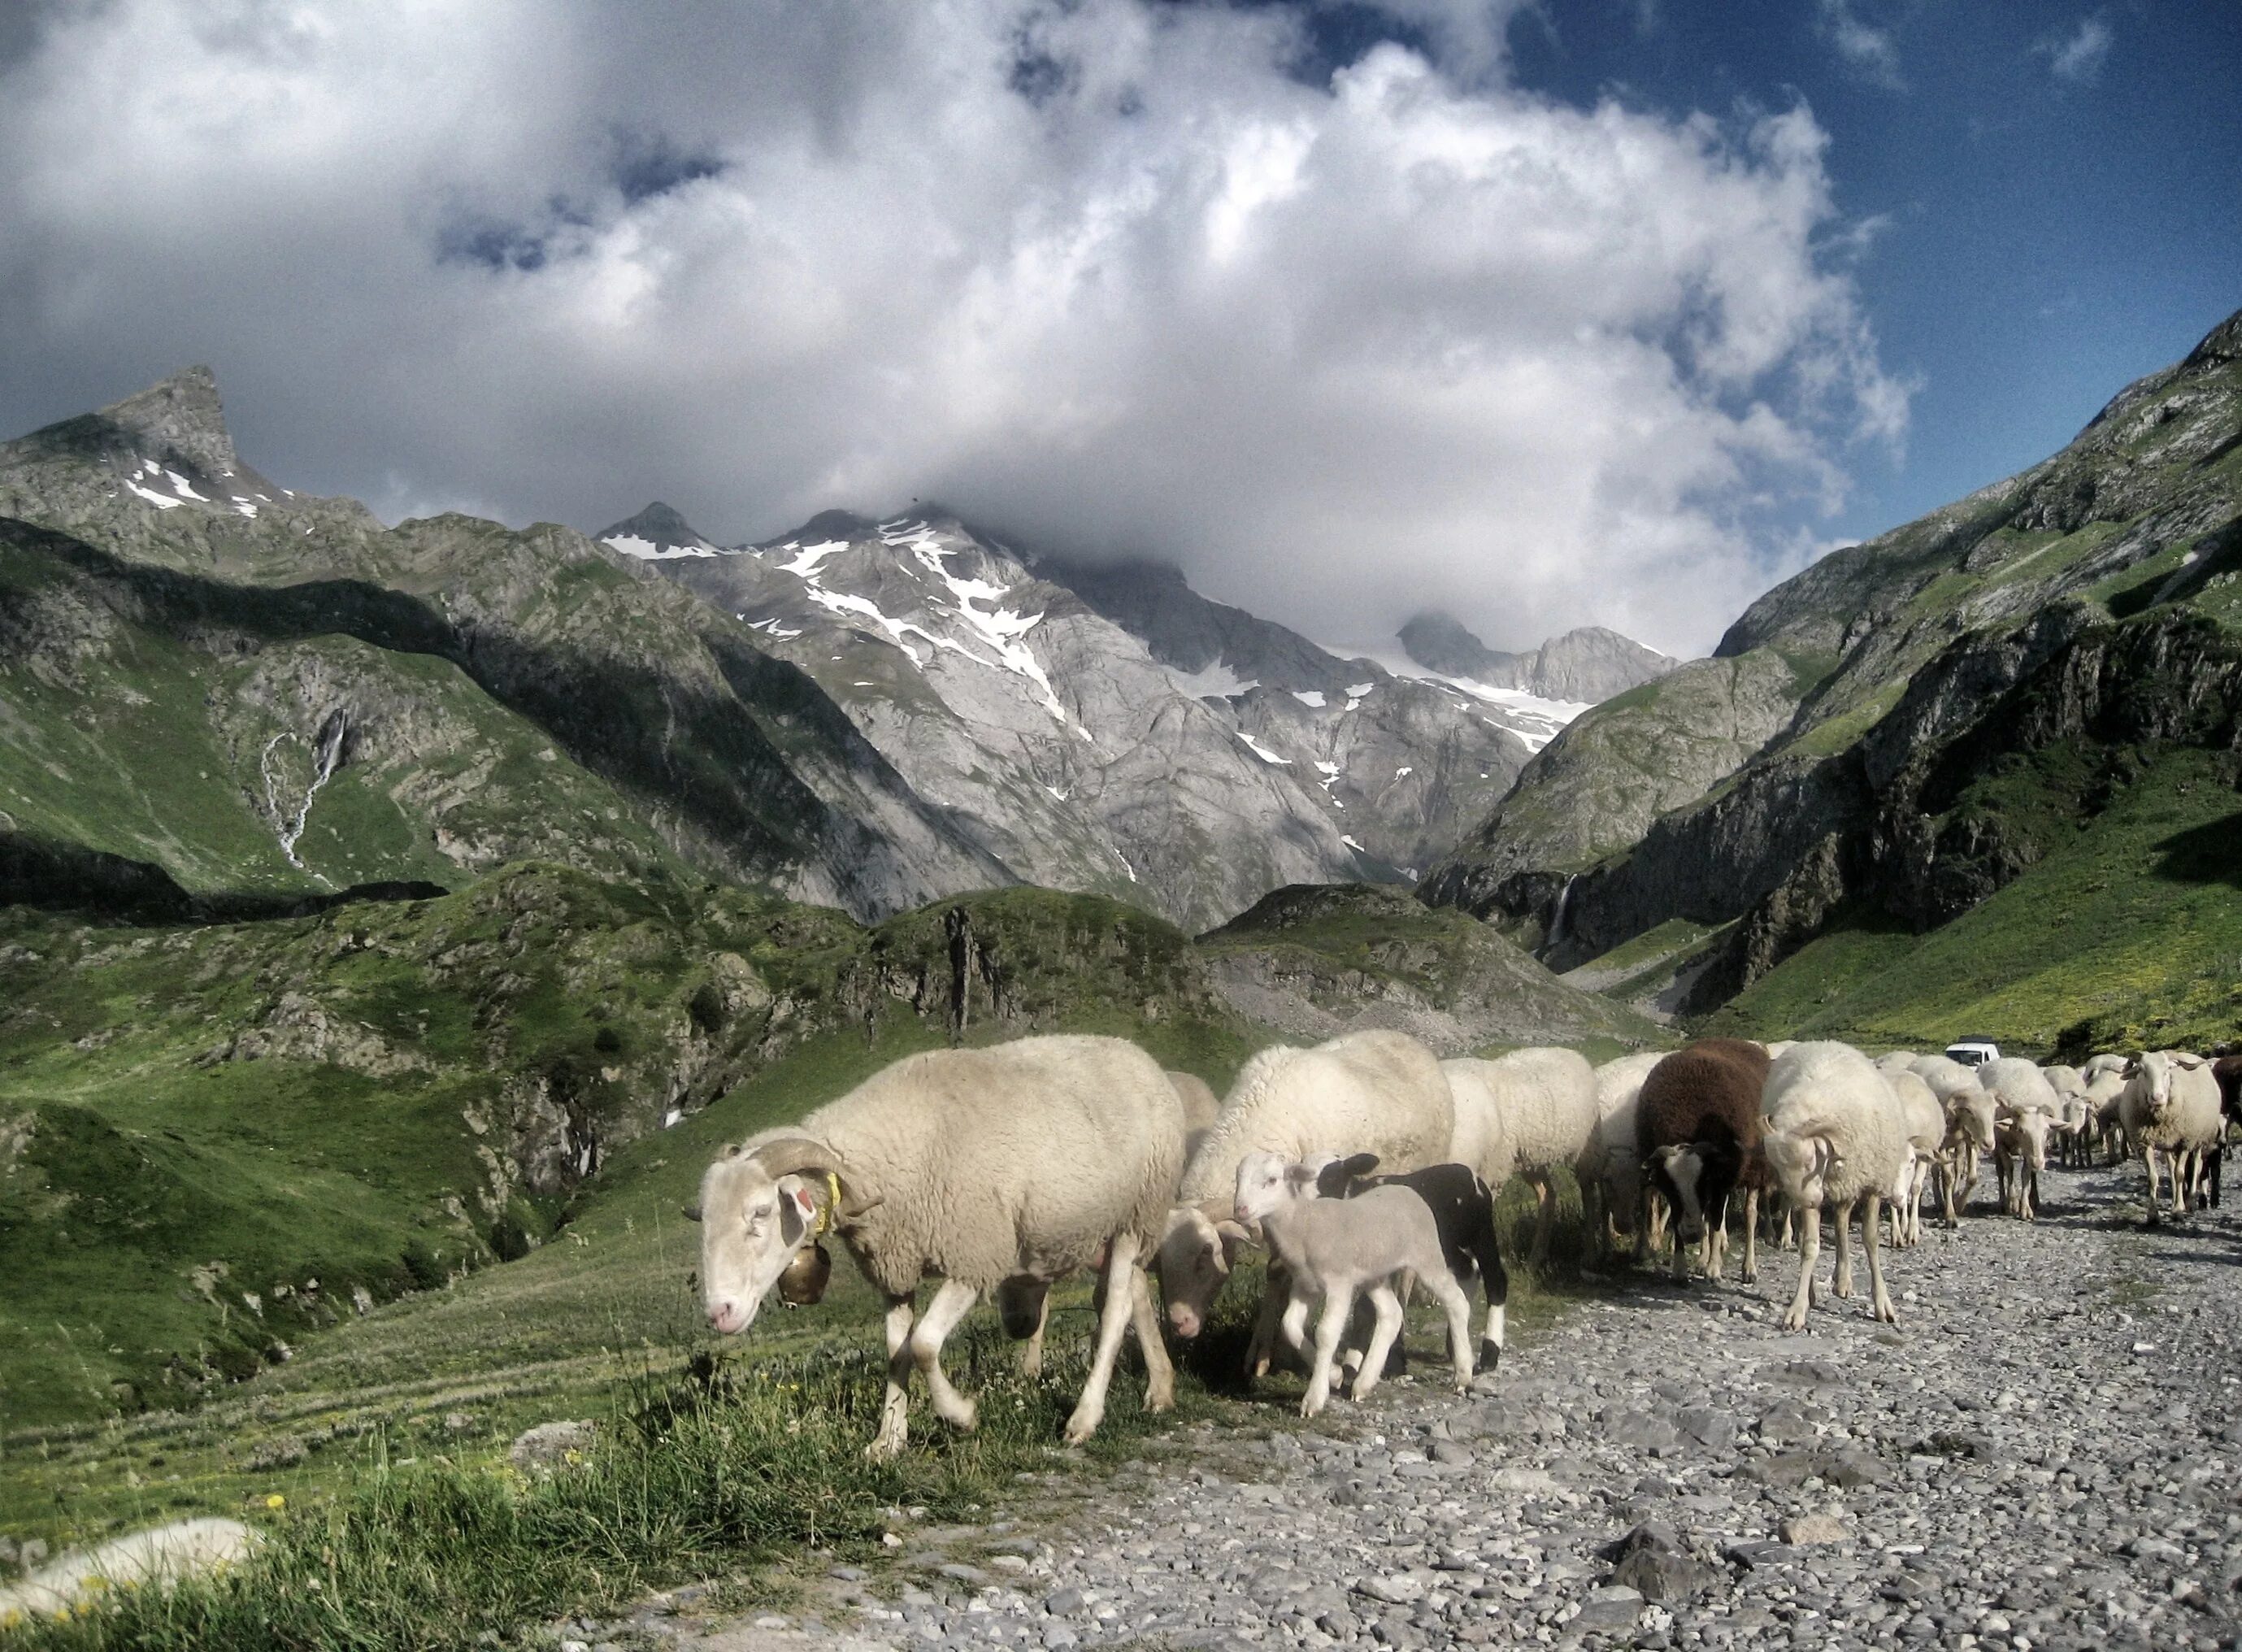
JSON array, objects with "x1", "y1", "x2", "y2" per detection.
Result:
[
  {"x1": 1636, "y1": 1039, "x2": 1771, "y2": 1283},
  {"x1": 1235, "y1": 1150, "x2": 1474, "y2": 1416},
  {"x1": 2118, "y1": 1051, "x2": 2223, "y2": 1223},
  {"x1": 1158, "y1": 1030, "x2": 1453, "y2": 1354},
  {"x1": 2083, "y1": 1070, "x2": 2128, "y2": 1165},
  {"x1": 1761, "y1": 1042, "x2": 1912, "y2": 1330},
  {"x1": 1312, "y1": 1153, "x2": 1511, "y2": 1376},
  {"x1": 2080, "y1": 1052, "x2": 2132, "y2": 1082},
  {"x1": 1884, "y1": 1069, "x2": 1948, "y2": 1246},
  {"x1": 1909, "y1": 1056, "x2": 1995, "y2": 1221},
  {"x1": 693, "y1": 1034, "x2": 1185, "y2": 1456},
  {"x1": 0, "y1": 1519, "x2": 254, "y2": 1621},
  {"x1": 1008, "y1": 1064, "x2": 1225, "y2": 1380},
  {"x1": 1979, "y1": 1058, "x2": 2063, "y2": 1220},
  {"x1": 1588, "y1": 1050, "x2": 1667, "y2": 1256},
  {"x1": 1439, "y1": 1046, "x2": 1599, "y2": 1265}
]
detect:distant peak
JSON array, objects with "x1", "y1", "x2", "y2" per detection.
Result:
[
  {"x1": 596, "y1": 501, "x2": 727, "y2": 559},
  {"x1": 794, "y1": 508, "x2": 879, "y2": 541},
  {"x1": 1398, "y1": 610, "x2": 1509, "y2": 679},
  {"x1": 99, "y1": 365, "x2": 241, "y2": 480}
]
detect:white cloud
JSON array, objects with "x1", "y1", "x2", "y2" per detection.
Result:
[
  {"x1": 1815, "y1": 0, "x2": 1905, "y2": 91},
  {"x1": 2036, "y1": 15, "x2": 2113, "y2": 85},
  {"x1": 0, "y1": 0, "x2": 1905, "y2": 659}
]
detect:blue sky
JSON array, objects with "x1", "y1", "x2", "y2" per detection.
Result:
[
  {"x1": 0, "y1": 2, "x2": 2232, "y2": 654},
  {"x1": 1501, "y1": 0, "x2": 2242, "y2": 545}
]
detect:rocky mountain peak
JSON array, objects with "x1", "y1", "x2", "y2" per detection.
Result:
[
  {"x1": 98, "y1": 365, "x2": 241, "y2": 483},
  {"x1": 596, "y1": 500, "x2": 729, "y2": 560},
  {"x1": 1400, "y1": 610, "x2": 1675, "y2": 705}
]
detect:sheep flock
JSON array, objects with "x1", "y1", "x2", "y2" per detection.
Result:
[{"x1": 692, "y1": 1030, "x2": 2233, "y2": 1454}]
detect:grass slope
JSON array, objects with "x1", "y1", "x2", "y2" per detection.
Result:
[{"x1": 1705, "y1": 743, "x2": 2242, "y2": 1055}]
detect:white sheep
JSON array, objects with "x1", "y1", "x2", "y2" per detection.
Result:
[
  {"x1": 2080, "y1": 1052, "x2": 2132, "y2": 1082},
  {"x1": 1910, "y1": 1056, "x2": 1994, "y2": 1222},
  {"x1": 2118, "y1": 1051, "x2": 2223, "y2": 1223},
  {"x1": 2082, "y1": 1068, "x2": 2127, "y2": 1163},
  {"x1": 1981, "y1": 1058, "x2": 2062, "y2": 1220},
  {"x1": 1158, "y1": 1030, "x2": 1453, "y2": 1357},
  {"x1": 1439, "y1": 1046, "x2": 1599, "y2": 1264},
  {"x1": 1008, "y1": 1065, "x2": 1224, "y2": 1379},
  {"x1": 693, "y1": 1034, "x2": 1185, "y2": 1456},
  {"x1": 1235, "y1": 1150, "x2": 1474, "y2": 1416},
  {"x1": 1761, "y1": 1042, "x2": 1912, "y2": 1330},
  {"x1": 1588, "y1": 1050, "x2": 1667, "y2": 1254},
  {"x1": 1884, "y1": 1068, "x2": 1947, "y2": 1247},
  {"x1": 0, "y1": 1519, "x2": 254, "y2": 1621}
]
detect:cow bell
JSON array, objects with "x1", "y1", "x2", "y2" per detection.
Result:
[{"x1": 776, "y1": 1240, "x2": 832, "y2": 1308}]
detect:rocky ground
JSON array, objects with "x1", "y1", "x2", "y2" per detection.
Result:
[{"x1": 585, "y1": 1157, "x2": 2240, "y2": 1652}]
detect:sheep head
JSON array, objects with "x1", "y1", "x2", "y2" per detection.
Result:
[
  {"x1": 1234, "y1": 1150, "x2": 1318, "y2": 1226},
  {"x1": 693, "y1": 1138, "x2": 869, "y2": 1337},
  {"x1": 1154, "y1": 1204, "x2": 1254, "y2": 1340}
]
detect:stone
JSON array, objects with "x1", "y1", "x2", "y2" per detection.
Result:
[
  {"x1": 1607, "y1": 1411, "x2": 1684, "y2": 1455},
  {"x1": 509, "y1": 1420, "x2": 599, "y2": 1472},
  {"x1": 1573, "y1": 1585, "x2": 1646, "y2": 1632},
  {"x1": 1781, "y1": 1514, "x2": 1848, "y2": 1546}
]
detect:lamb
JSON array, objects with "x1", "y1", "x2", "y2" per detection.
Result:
[
  {"x1": 1235, "y1": 1150, "x2": 1475, "y2": 1416},
  {"x1": 1884, "y1": 1069, "x2": 1948, "y2": 1246},
  {"x1": 1588, "y1": 1050, "x2": 1668, "y2": 1255},
  {"x1": 1158, "y1": 1030, "x2": 1453, "y2": 1347},
  {"x1": 1311, "y1": 1153, "x2": 1510, "y2": 1376},
  {"x1": 1636, "y1": 1039, "x2": 1771, "y2": 1283},
  {"x1": 1980, "y1": 1058, "x2": 2062, "y2": 1220},
  {"x1": 1761, "y1": 1042, "x2": 1912, "y2": 1330},
  {"x1": 1438, "y1": 1046, "x2": 1599, "y2": 1264},
  {"x1": 693, "y1": 1034, "x2": 1184, "y2": 1456},
  {"x1": 2118, "y1": 1050, "x2": 2224, "y2": 1223}
]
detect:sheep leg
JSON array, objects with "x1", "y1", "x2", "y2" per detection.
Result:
[
  {"x1": 1279, "y1": 1288, "x2": 1313, "y2": 1360},
  {"x1": 1302, "y1": 1284, "x2": 1356, "y2": 1418},
  {"x1": 871, "y1": 1292, "x2": 918, "y2": 1460},
  {"x1": 1831, "y1": 1198, "x2": 1856, "y2": 1298},
  {"x1": 1938, "y1": 1154, "x2": 1959, "y2": 1228},
  {"x1": 1350, "y1": 1282, "x2": 1405, "y2": 1401},
  {"x1": 1863, "y1": 1192, "x2": 1897, "y2": 1324},
  {"x1": 1020, "y1": 1287, "x2": 1049, "y2": 1380},
  {"x1": 910, "y1": 1279, "x2": 983, "y2": 1434},
  {"x1": 1741, "y1": 1186, "x2": 1759, "y2": 1285},
  {"x1": 1423, "y1": 1267, "x2": 1476, "y2": 1391},
  {"x1": 2142, "y1": 1145, "x2": 2163, "y2": 1225},
  {"x1": 1063, "y1": 1232, "x2": 1142, "y2": 1445},
  {"x1": 1782, "y1": 1198, "x2": 1821, "y2": 1332},
  {"x1": 1129, "y1": 1264, "x2": 1175, "y2": 1413},
  {"x1": 1246, "y1": 1260, "x2": 1288, "y2": 1379}
]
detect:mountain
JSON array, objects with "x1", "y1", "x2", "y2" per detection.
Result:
[
  {"x1": 610, "y1": 507, "x2": 1562, "y2": 927},
  {"x1": 1399, "y1": 611, "x2": 1677, "y2": 704},
  {"x1": 0, "y1": 371, "x2": 1007, "y2": 921},
  {"x1": 1425, "y1": 305, "x2": 2242, "y2": 1029}
]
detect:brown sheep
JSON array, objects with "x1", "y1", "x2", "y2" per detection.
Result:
[{"x1": 1636, "y1": 1038, "x2": 1771, "y2": 1283}]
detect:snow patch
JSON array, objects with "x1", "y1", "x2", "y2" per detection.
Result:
[
  {"x1": 605, "y1": 532, "x2": 723, "y2": 560},
  {"x1": 166, "y1": 469, "x2": 206, "y2": 501},
  {"x1": 232, "y1": 497, "x2": 259, "y2": 518},
  {"x1": 1395, "y1": 766, "x2": 1413, "y2": 778},
  {"x1": 743, "y1": 616, "x2": 805, "y2": 641},
  {"x1": 1236, "y1": 730, "x2": 1292, "y2": 765},
  {"x1": 880, "y1": 520, "x2": 1069, "y2": 723},
  {"x1": 1341, "y1": 835, "x2": 1366, "y2": 853},
  {"x1": 1160, "y1": 659, "x2": 1259, "y2": 700},
  {"x1": 1346, "y1": 682, "x2": 1375, "y2": 698},
  {"x1": 775, "y1": 539, "x2": 849, "y2": 578},
  {"x1": 125, "y1": 478, "x2": 182, "y2": 509},
  {"x1": 1293, "y1": 689, "x2": 1327, "y2": 709},
  {"x1": 663, "y1": 1108, "x2": 684, "y2": 1129}
]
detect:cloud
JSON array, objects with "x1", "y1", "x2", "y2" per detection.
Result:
[
  {"x1": 1815, "y1": 0, "x2": 1904, "y2": 91},
  {"x1": 2036, "y1": 15, "x2": 2113, "y2": 85},
  {"x1": 0, "y1": 0, "x2": 1905, "y2": 659}
]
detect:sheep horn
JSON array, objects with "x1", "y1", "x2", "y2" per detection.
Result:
[{"x1": 747, "y1": 1136, "x2": 878, "y2": 1218}]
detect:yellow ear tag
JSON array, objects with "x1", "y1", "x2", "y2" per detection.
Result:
[{"x1": 816, "y1": 1171, "x2": 842, "y2": 1237}]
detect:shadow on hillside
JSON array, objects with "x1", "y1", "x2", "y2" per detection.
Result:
[{"x1": 2153, "y1": 808, "x2": 2242, "y2": 888}]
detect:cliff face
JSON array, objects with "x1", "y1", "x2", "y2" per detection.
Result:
[{"x1": 1423, "y1": 306, "x2": 2242, "y2": 999}]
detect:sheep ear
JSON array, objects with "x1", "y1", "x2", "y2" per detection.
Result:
[
  {"x1": 681, "y1": 1204, "x2": 703, "y2": 1223},
  {"x1": 721, "y1": 1144, "x2": 743, "y2": 1160},
  {"x1": 1214, "y1": 1219, "x2": 1254, "y2": 1265},
  {"x1": 1338, "y1": 1152, "x2": 1380, "y2": 1179}
]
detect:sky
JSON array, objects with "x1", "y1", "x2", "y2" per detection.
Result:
[{"x1": 0, "y1": 2, "x2": 2234, "y2": 659}]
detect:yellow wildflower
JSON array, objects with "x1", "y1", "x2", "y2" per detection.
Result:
[
  {"x1": 82, "y1": 1576, "x2": 106, "y2": 1592},
  {"x1": 2, "y1": 1607, "x2": 23, "y2": 1629},
  {"x1": 266, "y1": 1493, "x2": 287, "y2": 1510}
]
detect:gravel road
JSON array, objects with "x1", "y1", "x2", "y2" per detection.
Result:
[{"x1": 606, "y1": 1158, "x2": 2240, "y2": 1652}]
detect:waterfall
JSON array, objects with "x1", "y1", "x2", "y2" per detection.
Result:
[
  {"x1": 261, "y1": 709, "x2": 350, "y2": 879},
  {"x1": 1545, "y1": 873, "x2": 1579, "y2": 954}
]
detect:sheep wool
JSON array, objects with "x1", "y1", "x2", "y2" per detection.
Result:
[{"x1": 1762, "y1": 1041, "x2": 1913, "y2": 1330}]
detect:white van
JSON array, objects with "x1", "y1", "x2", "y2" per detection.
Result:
[{"x1": 1944, "y1": 1037, "x2": 2000, "y2": 1068}]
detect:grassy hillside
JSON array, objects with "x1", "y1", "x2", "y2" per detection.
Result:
[
  {"x1": 1705, "y1": 742, "x2": 2242, "y2": 1055},
  {"x1": 0, "y1": 872, "x2": 1251, "y2": 1435}
]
